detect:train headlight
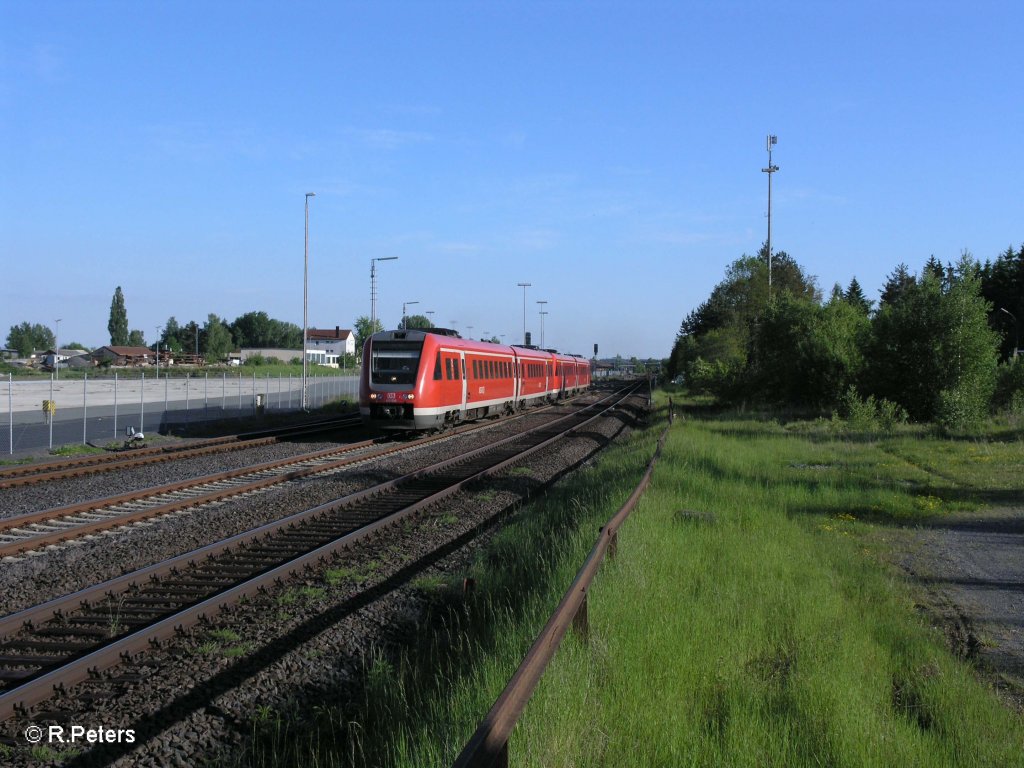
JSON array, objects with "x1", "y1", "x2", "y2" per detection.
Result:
[
  {"x1": 406, "y1": 394, "x2": 415, "y2": 401},
  {"x1": 369, "y1": 393, "x2": 378, "y2": 400}
]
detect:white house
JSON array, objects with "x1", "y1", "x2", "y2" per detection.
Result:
[{"x1": 306, "y1": 327, "x2": 355, "y2": 368}]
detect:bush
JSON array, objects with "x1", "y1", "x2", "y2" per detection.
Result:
[
  {"x1": 831, "y1": 386, "x2": 907, "y2": 435},
  {"x1": 936, "y1": 384, "x2": 989, "y2": 434},
  {"x1": 993, "y1": 356, "x2": 1024, "y2": 410}
]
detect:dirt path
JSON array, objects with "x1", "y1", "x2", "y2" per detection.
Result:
[{"x1": 893, "y1": 506, "x2": 1024, "y2": 710}]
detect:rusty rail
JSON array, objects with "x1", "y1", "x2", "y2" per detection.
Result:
[{"x1": 452, "y1": 420, "x2": 671, "y2": 768}]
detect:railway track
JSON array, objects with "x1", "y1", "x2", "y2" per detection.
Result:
[
  {"x1": 0, "y1": 401, "x2": 575, "y2": 558},
  {"x1": 0, "y1": 384, "x2": 637, "y2": 724},
  {"x1": 0, "y1": 413, "x2": 364, "y2": 490}
]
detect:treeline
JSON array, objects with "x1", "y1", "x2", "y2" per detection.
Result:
[
  {"x1": 667, "y1": 244, "x2": 1024, "y2": 431},
  {"x1": 158, "y1": 312, "x2": 303, "y2": 361}
]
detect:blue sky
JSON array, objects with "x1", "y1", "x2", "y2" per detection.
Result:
[{"x1": 2, "y1": 1, "x2": 1022, "y2": 359}]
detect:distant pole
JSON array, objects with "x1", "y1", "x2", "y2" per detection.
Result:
[
  {"x1": 402, "y1": 300, "x2": 419, "y2": 330},
  {"x1": 155, "y1": 325, "x2": 162, "y2": 379},
  {"x1": 371, "y1": 256, "x2": 399, "y2": 331},
  {"x1": 303, "y1": 192, "x2": 315, "y2": 411},
  {"x1": 517, "y1": 282, "x2": 532, "y2": 344},
  {"x1": 54, "y1": 318, "x2": 61, "y2": 380},
  {"x1": 762, "y1": 134, "x2": 779, "y2": 298},
  {"x1": 426, "y1": 310, "x2": 435, "y2": 327},
  {"x1": 537, "y1": 300, "x2": 548, "y2": 347}
]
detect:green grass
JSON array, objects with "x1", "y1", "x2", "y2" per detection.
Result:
[
  {"x1": 237, "y1": 392, "x2": 1024, "y2": 767},
  {"x1": 49, "y1": 443, "x2": 106, "y2": 457}
]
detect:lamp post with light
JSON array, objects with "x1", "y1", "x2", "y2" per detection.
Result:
[
  {"x1": 54, "y1": 318, "x2": 62, "y2": 380},
  {"x1": 536, "y1": 300, "x2": 548, "y2": 348},
  {"x1": 155, "y1": 325, "x2": 163, "y2": 378},
  {"x1": 517, "y1": 282, "x2": 531, "y2": 344},
  {"x1": 762, "y1": 135, "x2": 779, "y2": 298},
  {"x1": 371, "y1": 257, "x2": 399, "y2": 332},
  {"x1": 303, "y1": 192, "x2": 315, "y2": 411},
  {"x1": 402, "y1": 301, "x2": 419, "y2": 330}
]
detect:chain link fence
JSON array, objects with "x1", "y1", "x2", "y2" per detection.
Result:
[{"x1": 4, "y1": 371, "x2": 360, "y2": 455}]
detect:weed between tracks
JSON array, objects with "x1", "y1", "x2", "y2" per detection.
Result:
[{"x1": 239, "y1": 394, "x2": 1024, "y2": 767}]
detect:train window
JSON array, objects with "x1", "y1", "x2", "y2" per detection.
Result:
[
  {"x1": 434, "y1": 351, "x2": 442, "y2": 380},
  {"x1": 370, "y1": 341, "x2": 422, "y2": 385},
  {"x1": 461, "y1": 359, "x2": 466, "y2": 379},
  {"x1": 472, "y1": 360, "x2": 478, "y2": 379},
  {"x1": 488, "y1": 360, "x2": 494, "y2": 378},
  {"x1": 445, "y1": 358, "x2": 453, "y2": 380}
]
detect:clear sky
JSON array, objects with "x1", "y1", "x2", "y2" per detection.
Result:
[{"x1": 2, "y1": 1, "x2": 1022, "y2": 359}]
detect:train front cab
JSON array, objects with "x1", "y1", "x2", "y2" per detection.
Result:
[{"x1": 360, "y1": 330, "x2": 433, "y2": 430}]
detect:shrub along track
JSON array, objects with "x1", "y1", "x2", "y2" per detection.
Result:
[{"x1": 0, "y1": 384, "x2": 645, "y2": 766}]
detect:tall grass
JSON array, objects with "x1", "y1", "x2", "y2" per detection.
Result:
[{"x1": 241, "y1": 396, "x2": 1024, "y2": 767}]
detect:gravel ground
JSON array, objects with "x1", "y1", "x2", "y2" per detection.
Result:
[
  {"x1": 0, "y1": 405, "x2": 588, "y2": 617},
  {"x1": 891, "y1": 505, "x2": 1024, "y2": 711},
  {"x1": 0, "y1": 435, "x2": 374, "y2": 520},
  {"x1": 0, "y1": 390, "x2": 643, "y2": 766}
]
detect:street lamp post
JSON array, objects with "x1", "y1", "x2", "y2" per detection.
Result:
[
  {"x1": 303, "y1": 192, "x2": 315, "y2": 411},
  {"x1": 517, "y1": 282, "x2": 531, "y2": 345},
  {"x1": 155, "y1": 325, "x2": 163, "y2": 379},
  {"x1": 402, "y1": 301, "x2": 419, "y2": 330},
  {"x1": 426, "y1": 310, "x2": 435, "y2": 327},
  {"x1": 371, "y1": 257, "x2": 399, "y2": 332},
  {"x1": 1003, "y1": 309, "x2": 1019, "y2": 360},
  {"x1": 54, "y1": 318, "x2": 62, "y2": 380},
  {"x1": 762, "y1": 134, "x2": 779, "y2": 298},
  {"x1": 536, "y1": 300, "x2": 548, "y2": 348}
]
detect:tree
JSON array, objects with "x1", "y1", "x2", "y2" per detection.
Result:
[
  {"x1": 108, "y1": 286, "x2": 129, "y2": 345},
  {"x1": 6, "y1": 322, "x2": 55, "y2": 356},
  {"x1": 127, "y1": 329, "x2": 146, "y2": 346},
  {"x1": 866, "y1": 253, "x2": 999, "y2": 423},
  {"x1": 203, "y1": 314, "x2": 234, "y2": 362},
  {"x1": 229, "y1": 311, "x2": 301, "y2": 349},
  {"x1": 160, "y1": 317, "x2": 184, "y2": 352},
  {"x1": 747, "y1": 293, "x2": 868, "y2": 406},
  {"x1": 879, "y1": 263, "x2": 915, "y2": 307},
  {"x1": 403, "y1": 314, "x2": 431, "y2": 330},
  {"x1": 980, "y1": 244, "x2": 1024, "y2": 361},
  {"x1": 354, "y1": 315, "x2": 384, "y2": 356},
  {"x1": 666, "y1": 245, "x2": 820, "y2": 397},
  {"x1": 843, "y1": 277, "x2": 872, "y2": 315}
]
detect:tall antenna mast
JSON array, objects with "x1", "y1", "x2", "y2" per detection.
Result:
[{"x1": 761, "y1": 134, "x2": 779, "y2": 297}]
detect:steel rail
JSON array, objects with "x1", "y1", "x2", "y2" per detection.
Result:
[
  {"x1": 0, "y1": 399, "x2": 579, "y2": 557},
  {"x1": 0, "y1": 386, "x2": 635, "y2": 722},
  {"x1": 453, "y1": 416, "x2": 669, "y2": 768},
  {"x1": 0, "y1": 413, "x2": 364, "y2": 489}
]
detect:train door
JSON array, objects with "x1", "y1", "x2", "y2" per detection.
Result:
[{"x1": 459, "y1": 352, "x2": 468, "y2": 414}]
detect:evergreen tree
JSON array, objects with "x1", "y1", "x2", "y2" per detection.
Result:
[
  {"x1": 980, "y1": 244, "x2": 1024, "y2": 361},
  {"x1": 127, "y1": 329, "x2": 145, "y2": 347},
  {"x1": 843, "y1": 277, "x2": 872, "y2": 314},
  {"x1": 879, "y1": 263, "x2": 915, "y2": 307},
  {"x1": 866, "y1": 254, "x2": 998, "y2": 423},
  {"x1": 108, "y1": 286, "x2": 129, "y2": 346}
]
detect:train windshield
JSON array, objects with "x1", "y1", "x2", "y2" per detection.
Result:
[{"x1": 370, "y1": 341, "x2": 423, "y2": 385}]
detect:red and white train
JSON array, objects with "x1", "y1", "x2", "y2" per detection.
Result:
[{"x1": 359, "y1": 328, "x2": 592, "y2": 430}]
